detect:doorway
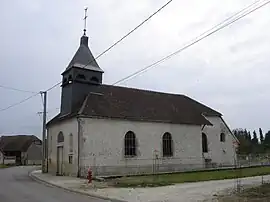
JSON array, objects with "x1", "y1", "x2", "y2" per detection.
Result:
[{"x1": 57, "y1": 146, "x2": 64, "y2": 175}]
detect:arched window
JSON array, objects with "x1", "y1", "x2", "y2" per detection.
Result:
[
  {"x1": 162, "y1": 132, "x2": 173, "y2": 157},
  {"x1": 124, "y1": 131, "x2": 137, "y2": 157},
  {"x1": 202, "y1": 133, "x2": 208, "y2": 153},
  {"x1": 69, "y1": 133, "x2": 73, "y2": 152},
  {"x1": 63, "y1": 78, "x2": 67, "y2": 85},
  {"x1": 77, "y1": 74, "x2": 86, "y2": 80},
  {"x1": 57, "y1": 132, "x2": 64, "y2": 143},
  {"x1": 220, "y1": 133, "x2": 225, "y2": 142},
  {"x1": 90, "y1": 76, "x2": 99, "y2": 83},
  {"x1": 68, "y1": 75, "x2": 73, "y2": 84}
]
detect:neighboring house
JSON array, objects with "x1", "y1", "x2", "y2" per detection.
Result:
[
  {"x1": 47, "y1": 31, "x2": 239, "y2": 177},
  {"x1": 0, "y1": 135, "x2": 42, "y2": 165}
]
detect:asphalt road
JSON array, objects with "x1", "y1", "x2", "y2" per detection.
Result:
[{"x1": 0, "y1": 166, "x2": 119, "y2": 202}]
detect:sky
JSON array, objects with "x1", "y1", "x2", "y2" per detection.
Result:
[{"x1": 0, "y1": 0, "x2": 270, "y2": 138}]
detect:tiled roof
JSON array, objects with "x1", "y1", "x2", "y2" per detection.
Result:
[{"x1": 47, "y1": 85, "x2": 221, "y2": 126}]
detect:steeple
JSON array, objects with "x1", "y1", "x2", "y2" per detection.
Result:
[{"x1": 60, "y1": 8, "x2": 104, "y2": 116}]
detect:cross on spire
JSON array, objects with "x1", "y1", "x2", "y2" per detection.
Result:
[{"x1": 83, "y1": 7, "x2": 88, "y2": 36}]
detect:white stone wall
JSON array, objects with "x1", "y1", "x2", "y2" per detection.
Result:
[
  {"x1": 202, "y1": 116, "x2": 237, "y2": 166},
  {"x1": 80, "y1": 118, "x2": 204, "y2": 176},
  {"x1": 47, "y1": 118, "x2": 78, "y2": 176}
]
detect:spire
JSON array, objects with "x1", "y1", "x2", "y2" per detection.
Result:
[
  {"x1": 65, "y1": 8, "x2": 103, "y2": 73},
  {"x1": 83, "y1": 7, "x2": 88, "y2": 36}
]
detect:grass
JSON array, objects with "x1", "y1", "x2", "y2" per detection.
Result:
[
  {"x1": 217, "y1": 183, "x2": 270, "y2": 201},
  {"x1": 0, "y1": 164, "x2": 9, "y2": 169},
  {"x1": 111, "y1": 166, "x2": 270, "y2": 187}
]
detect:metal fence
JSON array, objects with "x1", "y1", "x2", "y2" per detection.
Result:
[{"x1": 80, "y1": 154, "x2": 270, "y2": 178}]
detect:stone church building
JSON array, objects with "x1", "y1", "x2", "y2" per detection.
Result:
[{"x1": 47, "y1": 32, "x2": 239, "y2": 177}]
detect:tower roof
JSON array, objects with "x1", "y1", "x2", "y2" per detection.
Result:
[{"x1": 66, "y1": 35, "x2": 103, "y2": 72}]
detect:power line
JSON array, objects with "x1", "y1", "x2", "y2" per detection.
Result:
[
  {"x1": 0, "y1": 84, "x2": 38, "y2": 94},
  {"x1": 0, "y1": 92, "x2": 40, "y2": 112},
  {"x1": 93, "y1": 0, "x2": 173, "y2": 62},
  {"x1": 112, "y1": 0, "x2": 270, "y2": 85},
  {"x1": 44, "y1": 0, "x2": 173, "y2": 92}
]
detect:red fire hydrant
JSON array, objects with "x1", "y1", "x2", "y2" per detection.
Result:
[{"x1": 87, "y1": 168, "x2": 92, "y2": 183}]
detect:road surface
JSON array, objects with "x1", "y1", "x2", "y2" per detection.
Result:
[{"x1": 0, "y1": 166, "x2": 120, "y2": 202}]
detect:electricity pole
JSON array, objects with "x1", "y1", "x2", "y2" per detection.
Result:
[{"x1": 40, "y1": 91, "x2": 47, "y2": 173}]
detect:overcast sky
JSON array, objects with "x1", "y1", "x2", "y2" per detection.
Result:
[{"x1": 0, "y1": 0, "x2": 270, "y2": 138}]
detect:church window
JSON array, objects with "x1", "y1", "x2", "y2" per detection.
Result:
[
  {"x1": 68, "y1": 75, "x2": 73, "y2": 84},
  {"x1": 57, "y1": 132, "x2": 64, "y2": 143},
  {"x1": 69, "y1": 133, "x2": 73, "y2": 152},
  {"x1": 63, "y1": 78, "x2": 67, "y2": 85},
  {"x1": 220, "y1": 133, "x2": 225, "y2": 142},
  {"x1": 162, "y1": 132, "x2": 173, "y2": 157},
  {"x1": 77, "y1": 74, "x2": 86, "y2": 80},
  {"x1": 202, "y1": 133, "x2": 208, "y2": 153},
  {"x1": 124, "y1": 131, "x2": 137, "y2": 157},
  {"x1": 90, "y1": 76, "x2": 99, "y2": 83}
]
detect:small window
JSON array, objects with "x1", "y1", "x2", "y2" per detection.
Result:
[
  {"x1": 77, "y1": 74, "x2": 86, "y2": 80},
  {"x1": 90, "y1": 76, "x2": 99, "y2": 83},
  {"x1": 162, "y1": 132, "x2": 173, "y2": 157},
  {"x1": 220, "y1": 133, "x2": 225, "y2": 142},
  {"x1": 68, "y1": 75, "x2": 73, "y2": 84},
  {"x1": 63, "y1": 78, "x2": 67, "y2": 84},
  {"x1": 68, "y1": 155, "x2": 73, "y2": 164},
  {"x1": 124, "y1": 131, "x2": 137, "y2": 157},
  {"x1": 57, "y1": 132, "x2": 64, "y2": 143},
  {"x1": 69, "y1": 133, "x2": 73, "y2": 152},
  {"x1": 202, "y1": 133, "x2": 208, "y2": 153}
]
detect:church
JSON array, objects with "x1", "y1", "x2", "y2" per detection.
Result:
[{"x1": 47, "y1": 30, "x2": 239, "y2": 177}]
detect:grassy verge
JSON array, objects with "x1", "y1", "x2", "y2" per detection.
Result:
[
  {"x1": 0, "y1": 164, "x2": 9, "y2": 169},
  {"x1": 217, "y1": 183, "x2": 270, "y2": 201},
  {"x1": 111, "y1": 166, "x2": 270, "y2": 187}
]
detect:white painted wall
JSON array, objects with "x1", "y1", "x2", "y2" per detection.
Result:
[
  {"x1": 80, "y1": 118, "x2": 204, "y2": 176},
  {"x1": 202, "y1": 116, "x2": 237, "y2": 166},
  {"x1": 47, "y1": 118, "x2": 78, "y2": 176},
  {"x1": 47, "y1": 115, "x2": 237, "y2": 177}
]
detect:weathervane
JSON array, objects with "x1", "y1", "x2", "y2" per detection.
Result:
[{"x1": 83, "y1": 7, "x2": 88, "y2": 35}]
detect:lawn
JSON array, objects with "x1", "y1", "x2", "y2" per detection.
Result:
[{"x1": 111, "y1": 166, "x2": 270, "y2": 187}]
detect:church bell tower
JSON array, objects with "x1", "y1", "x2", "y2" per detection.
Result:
[{"x1": 60, "y1": 8, "x2": 103, "y2": 116}]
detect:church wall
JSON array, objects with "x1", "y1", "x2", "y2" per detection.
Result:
[
  {"x1": 47, "y1": 118, "x2": 78, "y2": 176},
  {"x1": 202, "y1": 116, "x2": 237, "y2": 166},
  {"x1": 79, "y1": 118, "x2": 204, "y2": 177}
]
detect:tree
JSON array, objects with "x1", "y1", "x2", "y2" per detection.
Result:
[
  {"x1": 252, "y1": 130, "x2": 259, "y2": 145},
  {"x1": 264, "y1": 131, "x2": 270, "y2": 152},
  {"x1": 259, "y1": 128, "x2": 264, "y2": 144}
]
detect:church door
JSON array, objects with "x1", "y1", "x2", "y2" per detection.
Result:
[{"x1": 57, "y1": 146, "x2": 63, "y2": 175}]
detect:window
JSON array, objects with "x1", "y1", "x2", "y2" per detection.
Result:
[
  {"x1": 68, "y1": 155, "x2": 73, "y2": 164},
  {"x1": 162, "y1": 132, "x2": 173, "y2": 157},
  {"x1": 202, "y1": 133, "x2": 208, "y2": 153},
  {"x1": 68, "y1": 75, "x2": 73, "y2": 84},
  {"x1": 90, "y1": 76, "x2": 99, "y2": 83},
  {"x1": 124, "y1": 131, "x2": 137, "y2": 157},
  {"x1": 220, "y1": 133, "x2": 225, "y2": 142},
  {"x1": 57, "y1": 132, "x2": 64, "y2": 143},
  {"x1": 77, "y1": 74, "x2": 86, "y2": 80},
  {"x1": 63, "y1": 78, "x2": 67, "y2": 85},
  {"x1": 69, "y1": 133, "x2": 73, "y2": 152}
]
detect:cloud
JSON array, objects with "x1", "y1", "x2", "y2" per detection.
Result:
[{"x1": 0, "y1": 0, "x2": 270, "y2": 135}]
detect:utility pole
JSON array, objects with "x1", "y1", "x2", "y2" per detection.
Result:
[{"x1": 40, "y1": 91, "x2": 47, "y2": 173}]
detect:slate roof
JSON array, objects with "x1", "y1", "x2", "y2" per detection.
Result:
[
  {"x1": 47, "y1": 84, "x2": 221, "y2": 126},
  {"x1": 65, "y1": 35, "x2": 103, "y2": 72},
  {"x1": 0, "y1": 135, "x2": 41, "y2": 152}
]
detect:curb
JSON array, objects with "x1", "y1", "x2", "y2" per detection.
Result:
[{"x1": 29, "y1": 171, "x2": 126, "y2": 202}]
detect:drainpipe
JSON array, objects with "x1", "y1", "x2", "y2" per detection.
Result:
[{"x1": 77, "y1": 117, "x2": 81, "y2": 177}]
